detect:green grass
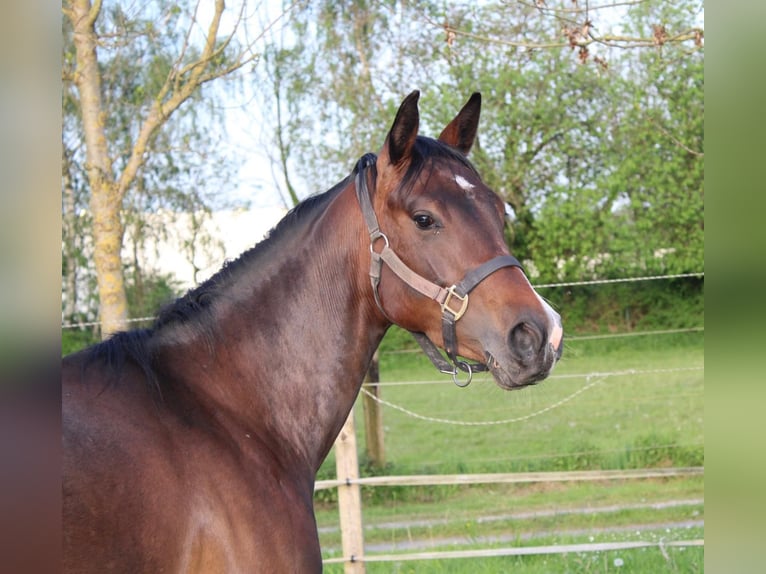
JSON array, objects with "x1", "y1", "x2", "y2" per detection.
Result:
[
  {"x1": 314, "y1": 331, "x2": 704, "y2": 570},
  {"x1": 316, "y1": 477, "x2": 704, "y2": 558},
  {"x1": 319, "y1": 331, "x2": 703, "y2": 478}
]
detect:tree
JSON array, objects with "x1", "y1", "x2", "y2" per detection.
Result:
[
  {"x1": 62, "y1": 0, "x2": 280, "y2": 337},
  {"x1": 261, "y1": 0, "x2": 703, "y2": 280},
  {"x1": 258, "y1": 0, "x2": 449, "y2": 198},
  {"x1": 526, "y1": 0, "x2": 704, "y2": 280}
]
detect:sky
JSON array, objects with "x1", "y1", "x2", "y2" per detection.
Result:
[
  {"x1": 197, "y1": 0, "x2": 302, "y2": 210},
  {"x1": 203, "y1": 0, "x2": 705, "y2": 211}
]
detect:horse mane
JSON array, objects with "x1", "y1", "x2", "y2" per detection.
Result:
[
  {"x1": 81, "y1": 173, "x2": 352, "y2": 392},
  {"x1": 153, "y1": 178, "x2": 350, "y2": 330},
  {"x1": 80, "y1": 136, "x2": 477, "y2": 391}
]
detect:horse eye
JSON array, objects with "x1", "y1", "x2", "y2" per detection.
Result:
[{"x1": 413, "y1": 213, "x2": 436, "y2": 230}]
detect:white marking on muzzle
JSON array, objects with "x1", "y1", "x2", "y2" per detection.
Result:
[
  {"x1": 516, "y1": 268, "x2": 563, "y2": 352},
  {"x1": 536, "y1": 293, "x2": 563, "y2": 350},
  {"x1": 548, "y1": 320, "x2": 563, "y2": 351}
]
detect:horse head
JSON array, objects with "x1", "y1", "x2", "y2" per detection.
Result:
[{"x1": 363, "y1": 90, "x2": 563, "y2": 389}]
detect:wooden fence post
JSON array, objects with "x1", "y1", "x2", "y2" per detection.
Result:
[
  {"x1": 334, "y1": 409, "x2": 365, "y2": 573},
  {"x1": 362, "y1": 350, "x2": 385, "y2": 469}
]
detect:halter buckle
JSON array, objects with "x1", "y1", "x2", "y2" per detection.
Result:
[{"x1": 441, "y1": 286, "x2": 469, "y2": 321}]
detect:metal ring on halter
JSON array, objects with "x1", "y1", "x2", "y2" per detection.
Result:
[
  {"x1": 369, "y1": 231, "x2": 389, "y2": 254},
  {"x1": 451, "y1": 361, "x2": 473, "y2": 387}
]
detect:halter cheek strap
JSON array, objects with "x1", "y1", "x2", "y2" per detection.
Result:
[{"x1": 354, "y1": 154, "x2": 522, "y2": 386}]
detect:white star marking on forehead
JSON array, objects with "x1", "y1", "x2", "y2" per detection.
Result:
[{"x1": 454, "y1": 175, "x2": 475, "y2": 193}]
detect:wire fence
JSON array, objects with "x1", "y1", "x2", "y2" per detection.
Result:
[
  {"x1": 60, "y1": 270, "x2": 704, "y2": 330},
  {"x1": 359, "y1": 365, "x2": 703, "y2": 426},
  {"x1": 320, "y1": 320, "x2": 704, "y2": 568},
  {"x1": 382, "y1": 325, "x2": 704, "y2": 357},
  {"x1": 322, "y1": 538, "x2": 705, "y2": 566},
  {"x1": 316, "y1": 466, "x2": 704, "y2": 491},
  {"x1": 532, "y1": 271, "x2": 703, "y2": 289}
]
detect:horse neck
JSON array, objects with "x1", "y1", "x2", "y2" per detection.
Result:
[{"x1": 155, "y1": 183, "x2": 387, "y2": 474}]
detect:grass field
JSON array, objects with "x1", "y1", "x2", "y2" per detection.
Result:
[{"x1": 314, "y1": 330, "x2": 704, "y2": 572}]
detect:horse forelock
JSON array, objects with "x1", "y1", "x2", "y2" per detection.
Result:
[{"x1": 396, "y1": 136, "x2": 480, "y2": 196}]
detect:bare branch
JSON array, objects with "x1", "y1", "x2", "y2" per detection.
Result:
[
  {"x1": 180, "y1": 0, "x2": 225, "y2": 87},
  {"x1": 588, "y1": 28, "x2": 704, "y2": 49},
  {"x1": 86, "y1": 0, "x2": 102, "y2": 27},
  {"x1": 422, "y1": 5, "x2": 703, "y2": 55},
  {"x1": 165, "y1": 0, "x2": 201, "y2": 98},
  {"x1": 648, "y1": 118, "x2": 704, "y2": 157},
  {"x1": 519, "y1": 0, "x2": 651, "y2": 15},
  {"x1": 115, "y1": 1, "x2": 294, "y2": 202},
  {"x1": 434, "y1": 19, "x2": 703, "y2": 53},
  {"x1": 116, "y1": 0, "x2": 226, "y2": 201},
  {"x1": 237, "y1": 0, "x2": 301, "y2": 63},
  {"x1": 421, "y1": 13, "x2": 566, "y2": 49}
]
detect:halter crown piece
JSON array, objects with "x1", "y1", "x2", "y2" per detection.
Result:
[{"x1": 353, "y1": 154, "x2": 523, "y2": 387}]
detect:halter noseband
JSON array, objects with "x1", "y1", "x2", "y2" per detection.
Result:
[{"x1": 353, "y1": 153, "x2": 522, "y2": 387}]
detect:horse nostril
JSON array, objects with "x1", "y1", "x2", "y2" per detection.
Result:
[{"x1": 508, "y1": 321, "x2": 545, "y2": 362}]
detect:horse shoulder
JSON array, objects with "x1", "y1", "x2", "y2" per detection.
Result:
[
  {"x1": 62, "y1": 355, "x2": 190, "y2": 571},
  {"x1": 62, "y1": 355, "x2": 322, "y2": 573}
]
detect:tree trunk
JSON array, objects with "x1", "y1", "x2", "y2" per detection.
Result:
[
  {"x1": 68, "y1": 0, "x2": 128, "y2": 337},
  {"x1": 62, "y1": 150, "x2": 78, "y2": 320},
  {"x1": 89, "y1": 185, "x2": 128, "y2": 337},
  {"x1": 64, "y1": 0, "x2": 266, "y2": 337},
  {"x1": 362, "y1": 351, "x2": 385, "y2": 469}
]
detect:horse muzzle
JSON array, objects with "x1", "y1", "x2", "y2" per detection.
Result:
[{"x1": 486, "y1": 312, "x2": 564, "y2": 390}]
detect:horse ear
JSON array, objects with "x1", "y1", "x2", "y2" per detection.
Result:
[
  {"x1": 382, "y1": 90, "x2": 420, "y2": 166},
  {"x1": 438, "y1": 92, "x2": 481, "y2": 155}
]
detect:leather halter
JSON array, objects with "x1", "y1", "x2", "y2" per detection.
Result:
[{"x1": 353, "y1": 153, "x2": 523, "y2": 386}]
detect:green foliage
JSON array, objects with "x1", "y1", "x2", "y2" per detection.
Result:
[
  {"x1": 541, "y1": 278, "x2": 704, "y2": 336},
  {"x1": 619, "y1": 432, "x2": 704, "y2": 469},
  {"x1": 379, "y1": 325, "x2": 420, "y2": 354},
  {"x1": 124, "y1": 271, "x2": 183, "y2": 324},
  {"x1": 524, "y1": 3, "x2": 704, "y2": 280},
  {"x1": 268, "y1": 0, "x2": 703, "y2": 282}
]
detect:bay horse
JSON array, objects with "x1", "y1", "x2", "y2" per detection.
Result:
[{"x1": 63, "y1": 91, "x2": 563, "y2": 572}]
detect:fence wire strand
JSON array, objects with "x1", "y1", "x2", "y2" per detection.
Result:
[
  {"x1": 359, "y1": 366, "x2": 703, "y2": 426},
  {"x1": 533, "y1": 271, "x2": 703, "y2": 289},
  {"x1": 61, "y1": 271, "x2": 704, "y2": 330}
]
